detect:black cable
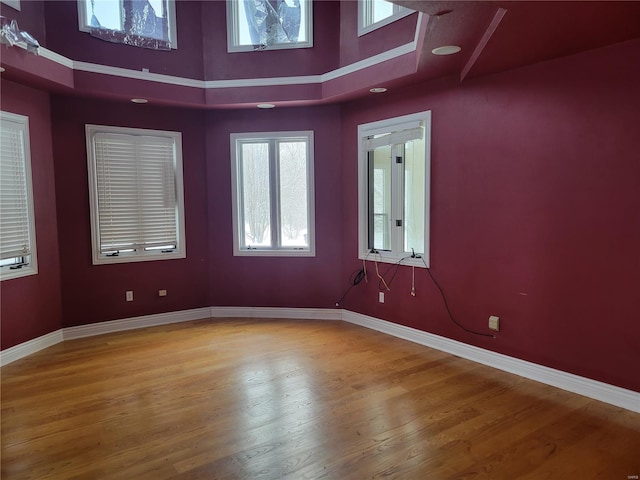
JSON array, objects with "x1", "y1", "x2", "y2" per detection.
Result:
[
  {"x1": 377, "y1": 255, "x2": 411, "y2": 291},
  {"x1": 335, "y1": 267, "x2": 367, "y2": 306},
  {"x1": 419, "y1": 256, "x2": 495, "y2": 339}
]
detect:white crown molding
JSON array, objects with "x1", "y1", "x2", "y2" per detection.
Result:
[
  {"x1": 29, "y1": 16, "x2": 425, "y2": 94},
  {"x1": 3, "y1": 305, "x2": 636, "y2": 413},
  {"x1": 341, "y1": 310, "x2": 640, "y2": 413},
  {"x1": 0, "y1": 329, "x2": 63, "y2": 367}
]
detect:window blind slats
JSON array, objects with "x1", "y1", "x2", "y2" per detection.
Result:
[
  {"x1": 93, "y1": 132, "x2": 178, "y2": 254},
  {"x1": 0, "y1": 121, "x2": 31, "y2": 261}
]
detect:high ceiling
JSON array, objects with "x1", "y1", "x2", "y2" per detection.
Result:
[{"x1": 394, "y1": 1, "x2": 640, "y2": 85}]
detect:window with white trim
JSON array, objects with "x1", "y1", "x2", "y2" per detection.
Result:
[
  {"x1": 0, "y1": 111, "x2": 38, "y2": 281},
  {"x1": 230, "y1": 131, "x2": 315, "y2": 256},
  {"x1": 358, "y1": 111, "x2": 431, "y2": 266},
  {"x1": 226, "y1": 0, "x2": 313, "y2": 52},
  {"x1": 86, "y1": 125, "x2": 186, "y2": 265},
  {"x1": 358, "y1": 0, "x2": 414, "y2": 36},
  {"x1": 77, "y1": 0, "x2": 177, "y2": 49}
]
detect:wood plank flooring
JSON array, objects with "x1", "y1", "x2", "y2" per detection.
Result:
[{"x1": 2, "y1": 318, "x2": 639, "y2": 479}]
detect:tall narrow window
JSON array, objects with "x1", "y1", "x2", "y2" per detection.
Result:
[
  {"x1": 358, "y1": 111, "x2": 431, "y2": 266},
  {"x1": 0, "y1": 111, "x2": 38, "y2": 281},
  {"x1": 230, "y1": 131, "x2": 315, "y2": 256},
  {"x1": 227, "y1": 0, "x2": 313, "y2": 52},
  {"x1": 77, "y1": 0, "x2": 177, "y2": 49},
  {"x1": 86, "y1": 125, "x2": 186, "y2": 265},
  {"x1": 359, "y1": 0, "x2": 414, "y2": 36}
]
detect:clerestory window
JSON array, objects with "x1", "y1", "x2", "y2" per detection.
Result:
[
  {"x1": 226, "y1": 0, "x2": 313, "y2": 52},
  {"x1": 77, "y1": 0, "x2": 177, "y2": 49}
]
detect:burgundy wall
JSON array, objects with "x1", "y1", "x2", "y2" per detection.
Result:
[
  {"x1": 340, "y1": 39, "x2": 640, "y2": 392},
  {"x1": 205, "y1": 106, "x2": 344, "y2": 308},
  {"x1": 0, "y1": 80, "x2": 63, "y2": 349},
  {"x1": 50, "y1": 96, "x2": 210, "y2": 327},
  {"x1": 0, "y1": 1, "x2": 46, "y2": 46},
  {"x1": 43, "y1": 0, "x2": 205, "y2": 79}
]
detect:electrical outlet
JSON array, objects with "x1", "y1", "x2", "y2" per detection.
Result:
[
  {"x1": 126, "y1": 291, "x2": 134, "y2": 302},
  {"x1": 489, "y1": 315, "x2": 500, "y2": 331},
  {"x1": 158, "y1": 289, "x2": 167, "y2": 297},
  {"x1": 379, "y1": 292, "x2": 385, "y2": 303}
]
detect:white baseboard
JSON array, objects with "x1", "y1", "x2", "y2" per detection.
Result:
[
  {"x1": 209, "y1": 306, "x2": 342, "y2": 321},
  {"x1": 0, "y1": 329, "x2": 64, "y2": 367},
  {"x1": 63, "y1": 307, "x2": 212, "y2": 340},
  {"x1": 341, "y1": 310, "x2": 640, "y2": 413},
  {"x1": 2, "y1": 306, "x2": 638, "y2": 413}
]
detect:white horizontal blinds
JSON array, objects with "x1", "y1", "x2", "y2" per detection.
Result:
[
  {"x1": 0, "y1": 119, "x2": 31, "y2": 260},
  {"x1": 93, "y1": 132, "x2": 177, "y2": 254},
  {"x1": 363, "y1": 123, "x2": 423, "y2": 150}
]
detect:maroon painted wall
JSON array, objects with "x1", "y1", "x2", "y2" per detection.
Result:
[
  {"x1": 0, "y1": 1, "x2": 46, "y2": 45},
  {"x1": 50, "y1": 96, "x2": 210, "y2": 327},
  {"x1": 205, "y1": 105, "x2": 344, "y2": 308},
  {"x1": 340, "y1": 39, "x2": 640, "y2": 392},
  {"x1": 43, "y1": 0, "x2": 205, "y2": 79},
  {"x1": 0, "y1": 80, "x2": 63, "y2": 349}
]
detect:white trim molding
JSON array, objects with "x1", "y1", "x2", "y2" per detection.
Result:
[
  {"x1": 63, "y1": 307, "x2": 211, "y2": 340},
  {"x1": 1, "y1": 306, "x2": 637, "y2": 413},
  {"x1": 0, "y1": 329, "x2": 63, "y2": 366},
  {"x1": 341, "y1": 310, "x2": 640, "y2": 414}
]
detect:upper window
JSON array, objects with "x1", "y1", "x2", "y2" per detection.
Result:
[
  {"x1": 227, "y1": 0, "x2": 313, "y2": 52},
  {"x1": 0, "y1": 111, "x2": 38, "y2": 281},
  {"x1": 85, "y1": 125, "x2": 186, "y2": 265},
  {"x1": 358, "y1": 0, "x2": 413, "y2": 36},
  {"x1": 77, "y1": 0, "x2": 177, "y2": 49},
  {"x1": 230, "y1": 131, "x2": 315, "y2": 256},
  {"x1": 358, "y1": 111, "x2": 431, "y2": 266},
  {"x1": 0, "y1": 0, "x2": 20, "y2": 11}
]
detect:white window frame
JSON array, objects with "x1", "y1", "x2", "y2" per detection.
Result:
[
  {"x1": 77, "y1": 0, "x2": 178, "y2": 49},
  {"x1": 358, "y1": 0, "x2": 414, "y2": 37},
  {"x1": 230, "y1": 131, "x2": 315, "y2": 257},
  {"x1": 86, "y1": 124, "x2": 186, "y2": 265},
  {"x1": 357, "y1": 111, "x2": 431, "y2": 267},
  {"x1": 226, "y1": 0, "x2": 313, "y2": 53},
  {"x1": 1, "y1": 0, "x2": 21, "y2": 11},
  {"x1": 0, "y1": 111, "x2": 38, "y2": 281}
]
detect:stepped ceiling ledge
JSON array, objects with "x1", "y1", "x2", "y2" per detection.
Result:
[{"x1": 1, "y1": 1, "x2": 639, "y2": 109}]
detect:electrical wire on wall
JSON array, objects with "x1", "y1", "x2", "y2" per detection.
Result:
[{"x1": 335, "y1": 255, "x2": 369, "y2": 306}]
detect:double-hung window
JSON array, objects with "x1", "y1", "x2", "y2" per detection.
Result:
[
  {"x1": 358, "y1": 111, "x2": 431, "y2": 266},
  {"x1": 358, "y1": 0, "x2": 414, "y2": 36},
  {"x1": 77, "y1": 0, "x2": 177, "y2": 49},
  {"x1": 0, "y1": 111, "x2": 38, "y2": 281},
  {"x1": 86, "y1": 125, "x2": 186, "y2": 265},
  {"x1": 230, "y1": 131, "x2": 315, "y2": 256},
  {"x1": 226, "y1": 0, "x2": 313, "y2": 52}
]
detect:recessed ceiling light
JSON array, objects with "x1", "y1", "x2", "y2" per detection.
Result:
[
  {"x1": 431, "y1": 45, "x2": 462, "y2": 56},
  {"x1": 257, "y1": 103, "x2": 275, "y2": 109},
  {"x1": 131, "y1": 98, "x2": 148, "y2": 104},
  {"x1": 370, "y1": 87, "x2": 387, "y2": 93}
]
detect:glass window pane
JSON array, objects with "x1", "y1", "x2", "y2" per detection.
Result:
[
  {"x1": 241, "y1": 143, "x2": 271, "y2": 247},
  {"x1": 372, "y1": 0, "x2": 394, "y2": 23},
  {"x1": 236, "y1": 0, "x2": 307, "y2": 48},
  {"x1": 369, "y1": 145, "x2": 392, "y2": 251},
  {"x1": 279, "y1": 141, "x2": 308, "y2": 247},
  {"x1": 404, "y1": 138, "x2": 425, "y2": 254},
  {"x1": 88, "y1": 0, "x2": 123, "y2": 31}
]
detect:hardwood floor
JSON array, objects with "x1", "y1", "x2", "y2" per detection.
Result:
[{"x1": 2, "y1": 318, "x2": 639, "y2": 479}]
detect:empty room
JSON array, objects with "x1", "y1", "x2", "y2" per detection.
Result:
[{"x1": 1, "y1": 0, "x2": 639, "y2": 478}]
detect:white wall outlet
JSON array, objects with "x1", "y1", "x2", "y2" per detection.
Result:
[
  {"x1": 489, "y1": 315, "x2": 500, "y2": 331},
  {"x1": 158, "y1": 289, "x2": 167, "y2": 297},
  {"x1": 126, "y1": 291, "x2": 134, "y2": 302},
  {"x1": 379, "y1": 292, "x2": 385, "y2": 303}
]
